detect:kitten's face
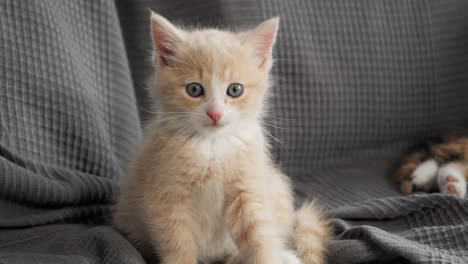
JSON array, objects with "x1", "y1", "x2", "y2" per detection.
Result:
[{"x1": 151, "y1": 13, "x2": 279, "y2": 135}]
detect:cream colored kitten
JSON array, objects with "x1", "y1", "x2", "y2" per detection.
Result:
[{"x1": 114, "y1": 12, "x2": 331, "y2": 264}]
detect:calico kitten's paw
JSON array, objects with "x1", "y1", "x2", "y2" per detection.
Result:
[
  {"x1": 437, "y1": 164, "x2": 467, "y2": 198},
  {"x1": 280, "y1": 251, "x2": 303, "y2": 264},
  {"x1": 409, "y1": 159, "x2": 438, "y2": 192}
]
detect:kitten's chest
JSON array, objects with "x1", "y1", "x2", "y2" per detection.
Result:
[
  {"x1": 186, "y1": 137, "x2": 241, "y2": 231},
  {"x1": 180, "y1": 133, "x2": 264, "y2": 256},
  {"x1": 186, "y1": 135, "x2": 257, "y2": 218},
  {"x1": 191, "y1": 176, "x2": 224, "y2": 219},
  {"x1": 190, "y1": 172, "x2": 230, "y2": 256},
  {"x1": 194, "y1": 135, "x2": 244, "y2": 162}
]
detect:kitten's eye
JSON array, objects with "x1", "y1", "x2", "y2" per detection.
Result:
[
  {"x1": 186, "y1": 83, "x2": 204, "y2": 97},
  {"x1": 227, "y1": 83, "x2": 244, "y2": 98}
]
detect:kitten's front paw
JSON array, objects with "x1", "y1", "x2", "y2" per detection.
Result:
[
  {"x1": 437, "y1": 165, "x2": 467, "y2": 198},
  {"x1": 281, "y1": 251, "x2": 303, "y2": 264},
  {"x1": 408, "y1": 159, "x2": 438, "y2": 192}
]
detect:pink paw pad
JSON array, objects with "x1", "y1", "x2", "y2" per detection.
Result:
[
  {"x1": 446, "y1": 183, "x2": 458, "y2": 194},
  {"x1": 445, "y1": 175, "x2": 460, "y2": 183},
  {"x1": 437, "y1": 166, "x2": 467, "y2": 198}
]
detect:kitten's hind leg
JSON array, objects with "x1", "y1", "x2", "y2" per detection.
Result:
[
  {"x1": 437, "y1": 162, "x2": 467, "y2": 198},
  {"x1": 409, "y1": 159, "x2": 438, "y2": 192}
]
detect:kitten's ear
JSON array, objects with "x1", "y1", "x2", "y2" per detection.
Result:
[
  {"x1": 242, "y1": 17, "x2": 279, "y2": 69},
  {"x1": 150, "y1": 11, "x2": 185, "y2": 66}
]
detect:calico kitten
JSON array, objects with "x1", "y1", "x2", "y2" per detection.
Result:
[
  {"x1": 114, "y1": 12, "x2": 331, "y2": 264},
  {"x1": 395, "y1": 136, "x2": 468, "y2": 198}
]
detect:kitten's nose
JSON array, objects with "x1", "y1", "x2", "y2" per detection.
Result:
[{"x1": 207, "y1": 111, "x2": 222, "y2": 122}]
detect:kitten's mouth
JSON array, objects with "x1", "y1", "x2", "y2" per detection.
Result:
[{"x1": 205, "y1": 122, "x2": 225, "y2": 128}]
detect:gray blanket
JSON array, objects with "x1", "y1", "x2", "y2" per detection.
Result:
[{"x1": 1, "y1": 0, "x2": 467, "y2": 263}]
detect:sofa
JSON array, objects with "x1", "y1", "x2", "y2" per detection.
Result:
[{"x1": 0, "y1": 0, "x2": 467, "y2": 263}]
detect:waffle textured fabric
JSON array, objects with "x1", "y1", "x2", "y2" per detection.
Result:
[
  {"x1": 1, "y1": 0, "x2": 468, "y2": 263},
  {"x1": 0, "y1": 1, "x2": 143, "y2": 263}
]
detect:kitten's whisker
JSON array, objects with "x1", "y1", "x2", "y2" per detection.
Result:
[
  {"x1": 137, "y1": 100, "x2": 158, "y2": 114},
  {"x1": 156, "y1": 117, "x2": 185, "y2": 123},
  {"x1": 262, "y1": 116, "x2": 288, "y2": 123},
  {"x1": 261, "y1": 122, "x2": 287, "y2": 130},
  {"x1": 263, "y1": 120, "x2": 285, "y2": 126},
  {"x1": 165, "y1": 121, "x2": 194, "y2": 135},
  {"x1": 140, "y1": 109, "x2": 159, "y2": 115},
  {"x1": 158, "y1": 111, "x2": 193, "y2": 114},
  {"x1": 263, "y1": 130, "x2": 287, "y2": 151},
  {"x1": 262, "y1": 114, "x2": 294, "y2": 122},
  {"x1": 158, "y1": 112, "x2": 194, "y2": 116},
  {"x1": 158, "y1": 112, "x2": 206, "y2": 118}
]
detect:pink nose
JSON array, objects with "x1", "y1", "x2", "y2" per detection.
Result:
[{"x1": 207, "y1": 111, "x2": 222, "y2": 122}]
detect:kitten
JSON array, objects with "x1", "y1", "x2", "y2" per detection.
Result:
[
  {"x1": 114, "y1": 12, "x2": 331, "y2": 264},
  {"x1": 395, "y1": 136, "x2": 468, "y2": 198}
]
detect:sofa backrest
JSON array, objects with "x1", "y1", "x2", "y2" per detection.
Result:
[{"x1": 120, "y1": 0, "x2": 468, "y2": 182}]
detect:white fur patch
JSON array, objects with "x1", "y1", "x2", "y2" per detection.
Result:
[
  {"x1": 437, "y1": 163, "x2": 467, "y2": 198},
  {"x1": 411, "y1": 159, "x2": 438, "y2": 191},
  {"x1": 281, "y1": 251, "x2": 303, "y2": 264},
  {"x1": 195, "y1": 122, "x2": 263, "y2": 160}
]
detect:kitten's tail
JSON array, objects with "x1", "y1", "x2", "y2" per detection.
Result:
[{"x1": 293, "y1": 201, "x2": 332, "y2": 264}]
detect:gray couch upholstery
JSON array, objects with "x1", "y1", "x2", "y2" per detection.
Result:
[{"x1": 0, "y1": 0, "x2": 467, "y2": 263}]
